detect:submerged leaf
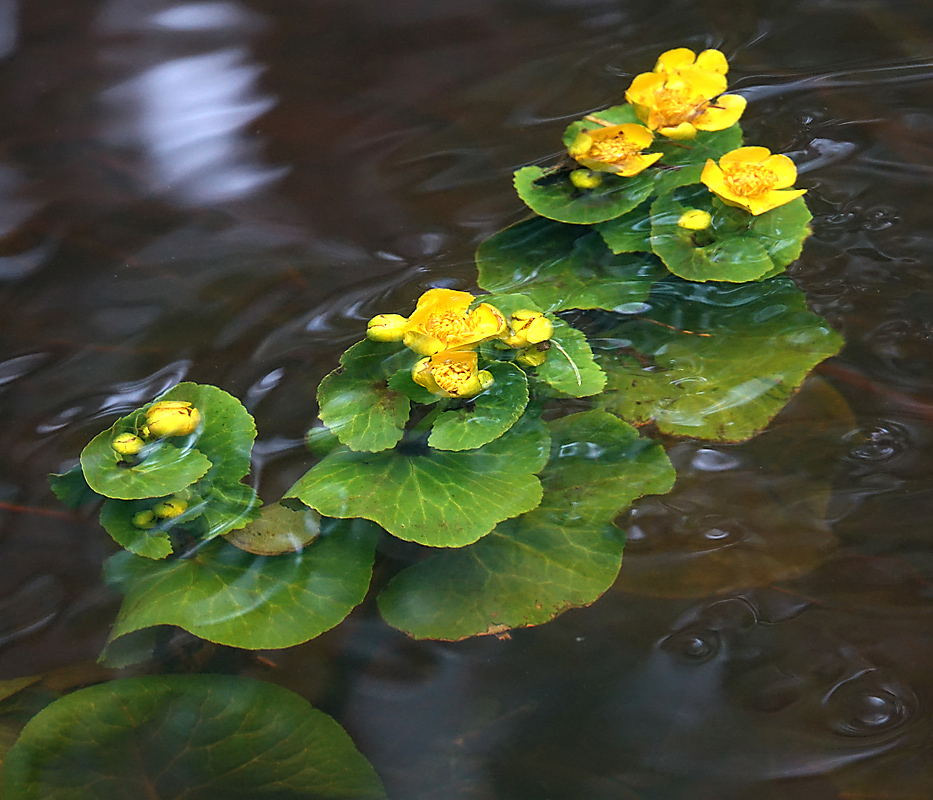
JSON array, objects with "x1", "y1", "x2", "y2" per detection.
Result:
[
  {"x1": 102, "y1": 518, "x2": 379, "y2": 652},
  {"x1": 1, "y1": 675, "x2": 387, "y2": 800},
  {"x1": 225, "y1": 501, "x2": 321, "y2": 555},
  {"x1": 286, "y1": 415, "x2": 550, "y2": 547},
  {"x1": 595, "y1": 277, "x2": 844, "y2": 441},
  {"x1": 378, "y1": 411, "x2": 675, "y2": 640},
  {"x1": 477, "y1": 216, "x2": 664, "y2": 312}
]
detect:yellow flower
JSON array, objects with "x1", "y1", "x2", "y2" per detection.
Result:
[
  {"x1": 568, "y1": 124, "x2": 662, "y2": 176},
  {"x1": 401, "y1": 289, "x2": 506, "y2": 356},
  {"x1": 412, "y1": 351, "x2": 494, "y2": 398},
  {"x1": 625, "y1": 48, "x2": 745, "y2": 139},
  {"x1": 569, "y1": 169, "x2": 603, "y2": 190},
  {"x1": 145, "y1": 400, "x2": 201, "y2": 438},
  {"x1": 701, "y1": 146, "x2": 806, "y2": 215},
  {"x1": 132, "y1": 510, "x2": 156, "y2": 529},
  {"x1": 366, "y1": 313, "x2": 409, "y2": 342},
  {"x1": 677, "y1": 209, "x2": 712, "y2": 230},
  {"x1": 515, "y1": 346, "x2": 548, "y2": 368},
  {"x1": 500, "y1": 309, "x2": 554, "y2": 350}
]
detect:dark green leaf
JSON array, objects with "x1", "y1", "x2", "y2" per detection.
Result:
[
  {"x1": 317, "y1": 339, "x2": 417, "y2": 452},
  {"x1": 101, "y1": 518, "x2": 379, "y2": 652},
  {"x1": 477, "y1": 216, "x2": 664, "y2": 312},
  {"x1": 378, "y1": 411, "x2": 675, "y2": 639},
  {"x1": 387, "y1": 368, "x2": 439, "y2": 405},
  {"x1": 428, "y1": 362, "x2": 529, "y2": 451},
  {"x1": 48, "y1": 465, "x2": 99, "y2": 509},
  {"x1": 196, "y1": 481, "x2": 261, "y2": 541},
  {"x1": 514, "y1": 165, "x2": 656, "y2": 225},
  {"x1": 286, "y1": 416, "x2": 550, "y2": 547},
  {"x1": 594, "y1": 201, "x2": 653, "y2": 254},
  {"x1": 595, "y1": 277, "x2": 845, "y2": 441},
  {"x1": 1, "y1": 675, "x2": 387, "y2": 800}
]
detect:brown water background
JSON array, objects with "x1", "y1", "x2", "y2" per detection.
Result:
[{"x1": 3, "y1": 1, "x2": 933, "y2": 798}]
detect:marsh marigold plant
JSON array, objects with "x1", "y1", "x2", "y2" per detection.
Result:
[{"x1": 701, "y1": 146, "x2": 806, "y2": 215}]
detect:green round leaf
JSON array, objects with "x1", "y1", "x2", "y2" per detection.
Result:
[
  {"x1": 651, "y1": 193, "x2": 776, "y2": 282},
  {"x1": 514, "y1": 165, "x2": 656, "y2": 225},
  {"x1": 48, "y1": 465, "x2": 99, "y2": 509},
  {"x1": 748, "y1": 196, "x2": 813, "y2": 268},
  {"x1": 476, "y1": 216, "x2": 664, "y2": 312},
  {"x1": 533, "y1": 318, "x2": 606, "y2": 398},
  {"x1": 101, "y1": 518, "x2": 379, "y2": 652},
  {"x1": 99, "y1": 499, "x2": 174, "y2": 560},
  {"x1": 595, "y1": 277, "x2": 845, "y2": 441},
  {"x1": 655, "y1": 123, "x2": 744, "y2": 168},
  {"x1": 378, "y1": 411, "x2": 675, "y2": 640},
  {"x1": 317, "y1": 339, "x2": 417, "y2": 452},
  {"x1": 81, "y1": 435, "x2": 211, "y2": 501},
  {"x1": 196, "y1": 481, "x2": 262, "y2": 541},
  {"x1": 428, "y1": 362, "x2": 529, "y2": 451},
  {"x1": 157, "y1": 383, "x2": 257, "y2": 484},
  {"x1": 1, "y1": 675, "x2": 387, "y2": 800},
  {"x1": 286, "y1": 416, "x2": 551, "y2": 547},
  {"x1": 386, "y1": 368, "x2": 439, "y2": 405}
]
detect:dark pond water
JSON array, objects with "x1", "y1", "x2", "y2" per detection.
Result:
[{"x1": 3, "y1": 0, "x2": 933, "y2": 797}]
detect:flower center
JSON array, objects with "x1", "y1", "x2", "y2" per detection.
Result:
[
  {"x1": 652, "y1": 85, "x2": 708, "y2": 125},
  {"x1": 723, "y1": 164, "x2": 777, "y2": 197},
  {"x1": 432, "y1": 360, "x2": 473, "y2": 393},
  {"x1": 589, "y1": 136, "x2": 640, "y2": 163},
  {"x1": 423, "y1": 311, "x2": 472, "y2": 343}
]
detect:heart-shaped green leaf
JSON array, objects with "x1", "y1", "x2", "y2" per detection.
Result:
[
  {"x1": 428, "y1": 362, "x2": 529, "y2": 451},
  {"x1": 378, "y1": 411, "x2": 675, "y2": 639},
  {"x1": 101, "y1": 517, "x2": 379, "y2": 652},
  {"x1": 595, "y1": 277, "x2": 844, "y2": 441},
  {"x1": 286, "y1": 415, "x2": 550, "y2": 547},
  {"x1": 48, "y1": 464, "x2": 99, "y2": 509},
  {"x1": 224, "y1": 502, "x2": 321, "y2": 555},
  {"x1": 1, "y1": 675, "x2": 387, "y2": 800},
  {"x1": 99, "y1": 498, "x2": 174, "y2": 559},
  {"x1": 594, "y1": 201, "x2": 654, "y2": 254},
  {"x1": 317, "y1": 339, "x2": 417, "y2": 452},
  {"x1": 476, "y1": 216, "x2": 664, "y2": 312}
]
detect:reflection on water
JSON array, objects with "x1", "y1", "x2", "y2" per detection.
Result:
[{"x1": 2, "y1": 0, "x2": 933, "y2": 798}]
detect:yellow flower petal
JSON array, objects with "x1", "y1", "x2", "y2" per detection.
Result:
[
  {"x1": 654, "y1": 48, "x2": 697, "y2": 73},
  {"x1": 366, "y1": 313, "x2": 409, "y2": 342},
  {"x1": 695, "y1": 49, "x2": 729, "y2": 75},
  {"x1": 569, "y1": 123, "x2": 659, "y2": 176},
  {"x1": 693, "y1": 93, "x2": 746, "y2": 131},
  {"x1": 401, "y1": 289, "x2": 505, "y2": 355},
  {"x1": 720, "y1": 146, "x2": 773, "y2": 165},
  {"x1": 762, "y1": 153, "x2": 799, "y2": 188},
  {"x1": 657, "y1": 122, "x2": 697, "y2": 140},
  {"x1": 412, "y1": 351, "x2": 491, "y2": 398}
]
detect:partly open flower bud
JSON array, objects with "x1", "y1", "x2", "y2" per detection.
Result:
[
  {"x1": 145, "y1": 401, "x2": 201, "y2": 438},
  {"x1": 366, "y1": 313, "x2": 409, "y2": 342},
  {"x1": 412, "y1": 352, "x2": 494, "y2": 399},
  {"x1": 153, "y1": 498, "x2": 188, "y2": 519},
  {"x1": 677, "y1": 209, "x2": 712, "y2": 230},
  {"x1": 569, "y1": 169, "x2": 603, "y2": 190},
  {"x1": 500, "y1": 309, "x2": 554, "y2": 350},
  {"x1": 112, "y1": 432, "x2": 145, "y2": 457},
  {"x1": 132, "y1": 510, "x2": 156, "y2": 529}
]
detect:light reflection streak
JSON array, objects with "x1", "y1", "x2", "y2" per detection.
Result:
[{"x1": 99, "y1": 1, "x2": 285, "y2": 206}]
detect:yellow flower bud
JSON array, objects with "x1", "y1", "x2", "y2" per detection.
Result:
[
  {"x1": 112, "y1": 432, "x2": 145, "y2": 457},
  {"x1": 366, "y1": 313, "x2": 409, "y2": 342},
  {"x1": 569, "y1": 169, "x2": 603, "y2": 190},
  {"x1": 500, "y1": 310, "x2": 554, "y2": 350},
  {"x1": 153, "y1": 498, "x2": 188, "y2": 519},
  {"x1": 677, "y1": 209, "x2": 712, "y2": 231},
  {"x1": 145, "y1": 401, "x2": 201, "y2": 438},
  {"x1": 132, "y1": 510, "x2": 156, "y2": 529},
  {"x1": 516, "y1": 347, "x2": 548, "y2": 368}
]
